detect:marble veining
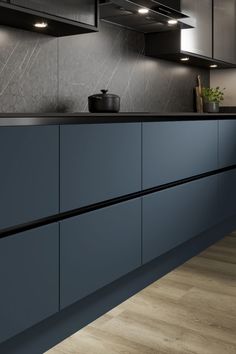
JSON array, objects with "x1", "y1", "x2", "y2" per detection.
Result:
[{"x1": 0, "y1": 22, "x2": 209, "y2": 113}]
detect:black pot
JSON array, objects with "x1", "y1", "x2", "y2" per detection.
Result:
[{"x1": 88, "y1": 89, "x2": 120, "y2": 113}]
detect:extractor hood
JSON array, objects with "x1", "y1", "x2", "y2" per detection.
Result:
[{"x1": 100, "y1": 0, "x2": 192, "y2": 33}]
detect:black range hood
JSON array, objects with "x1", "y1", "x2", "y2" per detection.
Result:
[{"x1": 100, "y1": 0, "x2": 192, "y2": 33}]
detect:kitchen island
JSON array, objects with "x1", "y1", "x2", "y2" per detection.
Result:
[{"x1": 1, "y1": 113, "x2": 236, "y2": 354}]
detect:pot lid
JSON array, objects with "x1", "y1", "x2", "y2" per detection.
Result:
[{"x1": 89, "y1": 89, "x2": 120, "y2": 99}]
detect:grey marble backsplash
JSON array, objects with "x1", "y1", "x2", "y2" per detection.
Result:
[{"x1": 0, "y1": 22, "x2": 209, "y2": 113}]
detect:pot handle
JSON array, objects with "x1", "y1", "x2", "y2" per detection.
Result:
[{"x1": 101, "y1": 89, "x2": 108, "y2": 94}]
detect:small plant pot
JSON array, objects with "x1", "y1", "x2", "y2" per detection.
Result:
[{"x1": 203, "y1": 102, "x2": 220, "y2": 113}]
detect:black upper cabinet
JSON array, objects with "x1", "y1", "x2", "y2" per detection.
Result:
[
  {"x1": 0, "y1": 0, "x2": 98, "y2": 36},
  {"x1": 145, "y1": 0, "x2": 236, "y2": 68},
  {"x1": 11, "y1": 0, "x2": 96, "y2": 27},
  {"x1": 181, "y1": 0, "x2": 212, "y2": 58},
  {"x1": 214, "y1": 0, "x2": 236, "y2": 64},
  {"x1": 159, "y1": 0, "x2": 180, "y2": 10}
]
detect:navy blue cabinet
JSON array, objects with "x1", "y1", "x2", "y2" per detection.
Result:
[
  {"x1": 142, "y1": 121, "x2": 218, "y2": 189},
  {"x1": 219, "y1": 120, "x2": 236, "y2": 168},
  {"x1": 0, "y1": 126, "x2": 59, "y2": 230},
  {"x1": 0, "y1": 224, "x2": 59, "y2": 344},
  {"x1": 60, "y1": 199, "x2": 141, "y2": 309},
  {"x1": 142, "y1": 176, "x2": 219, "y2": 264},
  {"x1": 219, "y1": 169, "x2": 236, "y2": 220},
  {"x1": 60, "y1": 124, "x2": 141, "y2": 212}
]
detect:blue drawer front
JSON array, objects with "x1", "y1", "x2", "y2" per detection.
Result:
[
  {"x1": 143, "y1": 121, "x2": 218, "y2": 189},
  {"x1": 0, "y1": 126, "x2": 59, "y2": 230},
  {"x1": 219, "y1": 120, "x2": 236, "y2": 168},
  {"x1": 0, "y1": 224, "x2": 59, "y2": 343},
  {"x1": 143, "y1": 175, "x2": 219, "y2": 264},
  {"x1": 60, "y1": 124, "x2": 141, "y2": 211},
  {"x1": 60, "y1": 199, "x2": 142, "y2": 309}
]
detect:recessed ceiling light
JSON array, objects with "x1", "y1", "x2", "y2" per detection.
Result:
[
  {"x1": 168, "y1": 19, "x2": 178, "y2": 25},
  {"x1": 138, "y1": 8, "x2": 149, "y2": 14},
  {"x1": 210, "y1": 64, "x2": 218, "y2": 68},
  {"x1": 181, "y1": 57, "x2": 190, "y2": 62},
  {"x1": 34, "y1": 22, "x2": 48, "y2": 28}
]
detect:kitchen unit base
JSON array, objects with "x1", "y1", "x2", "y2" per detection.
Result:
[{"x1": 1, "y1": 215, "x2": 235, "y2": 354}]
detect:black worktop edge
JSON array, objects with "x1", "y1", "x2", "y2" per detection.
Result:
[{"x1": 0, "y1": 112, "x2": 236, "y2": 126}]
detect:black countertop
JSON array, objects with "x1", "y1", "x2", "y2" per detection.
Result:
[{"x1": 0, "y1": 112, "x2": 236, "y2": 126}]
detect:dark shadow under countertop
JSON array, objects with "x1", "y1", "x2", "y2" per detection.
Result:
[{"x1": 0, "y1": 112, "x2": 236, "y2": 126}]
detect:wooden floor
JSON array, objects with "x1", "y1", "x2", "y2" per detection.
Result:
[{"x1": 47, "y1": 232, "x2": 236, "y2": 354}]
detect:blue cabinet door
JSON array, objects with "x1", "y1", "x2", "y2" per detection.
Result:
[
  {"x1": 219, "y1": 169, "x2": 236, "y2": 220},
  {"x1": 219, "y1": 120, "x2": 236, "y2": 168},
  {"x1": 142, "y1": 176, "x2": 219, "y2": 264},
  {"x1": 0, "y1": 126, "x2": 59, "y2": 230},
  {"x1": 60, "y1": 199, "x2": 141, "y2": 309},
  {"x1": 0, "y1": 224, "x2": 59, "y2": 344},
  {"x1": 142, "y1": 121, "x2": 218, "y2": 189},
  {"x1": 60, "y1": 124, "x2": 141, "y2": 212}
]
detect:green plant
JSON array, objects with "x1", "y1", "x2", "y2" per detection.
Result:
[{"x1": 202, "y1": 86, "x2": 225, "y2": 104}]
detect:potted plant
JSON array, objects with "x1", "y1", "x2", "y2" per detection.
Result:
[{"x1": 202, "y1": 86, "x2": 225, "y2": 113}]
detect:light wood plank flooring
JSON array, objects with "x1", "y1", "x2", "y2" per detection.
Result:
[{"x1": 47, "y1": 232, "x2": 236, "y2": 354}]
